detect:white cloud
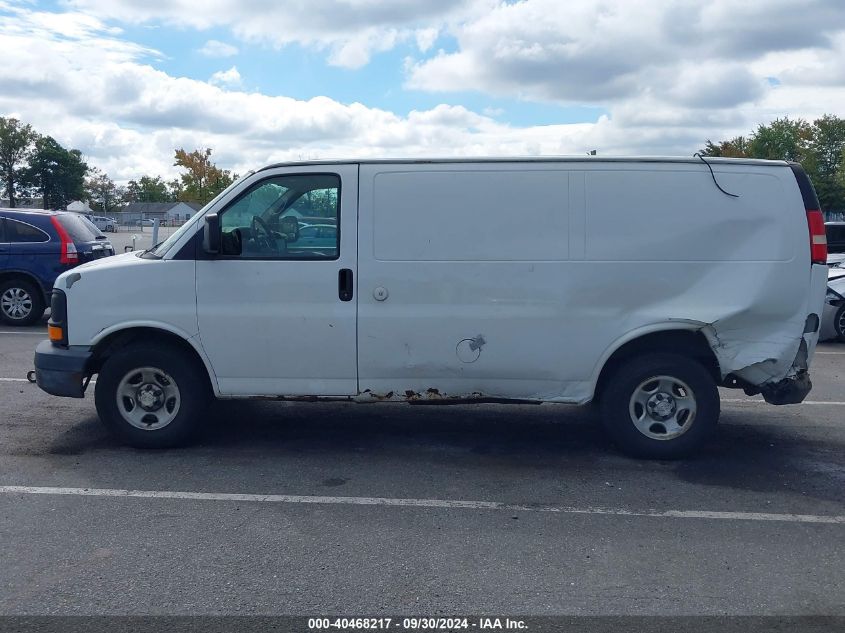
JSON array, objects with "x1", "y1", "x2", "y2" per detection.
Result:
[
  {"x1": 414, "y1": 27, "x2": 438, "y2": 53},
  {"x1": 2, "y1": 0, "x2": 845, "y2": 185},
  {"x1": 67, "y1": 0, "x2": 490, "y2": 68},
  {"x1": 198, "y1": 39, "x2": 238, "y2": 57},
  {"x1": 0, "y1": 3, "x2": 594, "y2": 182},
  {"x1": 209, "y1": 66, "x2": 242, "y2": 87},
  {"x1": 406, "y1": 0, "x2": 845, "y2": 109}
]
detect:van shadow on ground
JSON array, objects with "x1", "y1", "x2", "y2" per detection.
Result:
[{"x1": 39, "y1": 399, "x2": 845, "y2": 505}]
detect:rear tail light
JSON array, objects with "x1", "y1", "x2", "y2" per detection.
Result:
[
  {"x1": 50, "y1": 216, "x2": 79, "y2": 264},
  {"x1": 806, "y1": 209, "x2": 828, "y2": 265}
]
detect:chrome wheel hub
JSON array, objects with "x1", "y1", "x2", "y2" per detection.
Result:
[
  {"x1": 646, "y1": 392, "x2": 677, "y2": 421},
  {"x1": 116, "y1": 367, "x2": 180, "y2": 430},
  {"x1": 1, "y1": 287, "x2": 33, "y2": 320},
  {"x1": 136, "y1": 383, "x2": 165, "y2": 411},
  {"x1": 629, "y1": 375, "x2": 697, "y2": 441}
]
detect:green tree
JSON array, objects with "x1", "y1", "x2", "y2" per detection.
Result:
[
  {"x1": 23, "y1": 135, "x2": 87, "y2": 209},
  {"x1": 0, "y1": 117, "x2": 37, "y2": 208},
  {"x1": 126, "y1": 175, "x2": 172, "y2": 203},
  {"x1": 807, "y1": 115, "x2": 845, "y2": 212},
  {"x1": 700, "y1": 136, "x2": 750, "y2": 158},
  {"x1": 173, "y1": 147, "x2": 235, "y2": 205},
  {"x1": 702, "y1": 114, "x2": 845, "y2": 212},
  {"x1": 85, "y1": 168, "x2": 124, "y2": 214},
  {"x1": 809, "y1": 115, "x2": 845, "y2": 176},
  {"x1": 747, "y1": 117, "x2": 812, "y2": 162},
  {"x1": 167, "y1": 178, "x2": 183, "y2": 202}
]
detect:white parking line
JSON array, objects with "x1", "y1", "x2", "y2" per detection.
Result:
[
  {"x1": 0, "y1": 377, "x2": 96, "y2": 384},
  {"x1": 722, "y1": 398, "x2": 845, "y2": 405},
  {"x1": 816, "y1": 351, "x2": 845, "y2": 355},
  {"x1": 0, "y1": 331, "x2": 44, "y2": 335},
  {"x1": 0, "y1": 485, "x2": 842, "y2": 525}
]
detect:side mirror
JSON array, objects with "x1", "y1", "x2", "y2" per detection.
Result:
[{"x1": 202, "y1": 214, "x2": 221, "y2": 254}]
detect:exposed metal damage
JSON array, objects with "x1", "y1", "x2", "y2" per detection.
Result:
[
  {"x1": 357, "y1": 387, "x2": 540, "y2": 405},
  {"x1": 701, "y1": 320, "x2": 813, "y2": 405}
]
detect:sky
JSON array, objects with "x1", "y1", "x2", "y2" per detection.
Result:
[{"x1": 1, "y1": 0, "x2": 845, "y2": 182}]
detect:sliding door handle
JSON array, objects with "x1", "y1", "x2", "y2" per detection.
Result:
[{"x1": 338, "y1": 268, "x2": 353, "y2": 301}]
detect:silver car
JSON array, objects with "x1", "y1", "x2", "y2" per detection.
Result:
[{"x1": 820, "y1": 265, "x2": 845, "y2": 342}]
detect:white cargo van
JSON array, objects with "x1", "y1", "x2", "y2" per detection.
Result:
[{"x1": 34, "y1": 157, "x2": 829, "y2": 458}]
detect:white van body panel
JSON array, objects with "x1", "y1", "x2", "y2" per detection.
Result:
[
  {"x1": 53, "y1": 157, "x2": 825, "y2": 405},
  {"x1": 356, "y1": 160, "x2": 821, "y2": 403},
  {"x1": 64, "y1": 252, "x2": 199, "y2": 348}
]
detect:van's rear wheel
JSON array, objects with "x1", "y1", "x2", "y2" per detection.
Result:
[
  {"x1": 95, "y1": 343, "x2": 209, "y2": 448},
  {"x1": 599, "y1": 353, "x2": 719, "y2": 459},
  {"x1": 0, "y1": 278, "x2": 45, "y2": 326}
]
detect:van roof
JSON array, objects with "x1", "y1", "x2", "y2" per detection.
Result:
[{"x1": 258, "y1": 156, "x2": 791, "y2": 171}]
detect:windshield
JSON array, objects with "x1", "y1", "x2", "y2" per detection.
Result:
[
  {"x1": 147, "y1": 174, "x2": 251, "y2": 258},
  {"x1": 57, "y1": 213, "x2": 103, "y2": 241}
]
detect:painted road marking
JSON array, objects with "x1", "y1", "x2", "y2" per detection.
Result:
[
  {"x1": 0, "y1": 377, "x2": 96, "y2": 384},
  {"x1": 0, "y1": 331, "x2": 45, "y2": 335},
  {"x1": 721, "y1": 398, "x2": 845, "y2": 406},
  {"x1": 0, "y1": 485, "x2": 842, "y2": 525}
]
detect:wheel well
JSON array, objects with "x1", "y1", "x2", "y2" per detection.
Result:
[
  {"x1": 594, "y1": 330, "x2": 721, "y2": 402},
  {"x1": 90, "y1": 327, "x2": 212, "y2": 389},
  {"x1": 0, "y1": 271, "x2": 47, "y2": 298}
]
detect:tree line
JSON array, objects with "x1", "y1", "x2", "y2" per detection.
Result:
[
  {"x1": 700, "y1": 114, "x2": 845, "y2": 213},
  {"x1": 5, "y1": 113, "x2": 845, "y2": 214},
  {"x1": 0, "y1": 117, "x2": 236, "y2": 213}
]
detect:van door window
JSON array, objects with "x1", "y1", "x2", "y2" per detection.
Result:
[{"x1": 219, "y1": 174, "x2": 340, "y2": 260}]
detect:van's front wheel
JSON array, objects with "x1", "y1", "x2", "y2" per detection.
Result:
[
  {"x1": 95, "y1": 343, "x2": 209, "y2": 448},
  {"x1": 599, "y1": 353, "x2": 719, "y2": 459}
]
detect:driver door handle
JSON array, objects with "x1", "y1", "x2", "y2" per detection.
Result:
[{"x1": 338, "y1": 268, "x2": 353, "y2": 302}]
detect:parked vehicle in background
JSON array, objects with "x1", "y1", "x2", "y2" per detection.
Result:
[
  {"x1": 90, "y1": 216, "x2": 116, "y2": 232},
  {"x1": 34, "y1": 157, "x2": 827, "y2": 458},
  {"x1": 826, "y1": 222, "x2": 845, "y2": 266},
  {"x1": 296, "y1": 223, "x2": 338, "y2": 252},
  {"x1": 821, "y1": 264, "x2": 845, "y2": 342},
  {"x1": 0, "y1": 210, "x2": 115, "y2": 325}
]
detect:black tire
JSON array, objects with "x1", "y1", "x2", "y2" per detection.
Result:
[
  {"x1": 599, "y1": 353, "x2": 720, "y2": 459},
  {"x1": 95, "y1": 342, "x2": 210, "y2": 448},
  {"x1": 0, "y1": 278, "x2": 46, "y2": 326},
  {"x1": 835, "y1": 305, "x2": 845, "y2": 344}
]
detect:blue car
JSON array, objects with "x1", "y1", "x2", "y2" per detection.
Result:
[{"x1": 0, "y1": 210, "x2": 115, "y2": 326}]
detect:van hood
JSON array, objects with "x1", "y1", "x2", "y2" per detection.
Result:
[
  {"x1": 55, "y1": 251, "x2": 157, "y2": 291},
  {"x1": 73, "y1": 250, "x2": 140, "y2": 272}
]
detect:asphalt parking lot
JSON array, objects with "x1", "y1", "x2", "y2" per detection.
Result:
[{"x1": 0, "y1": 322, "x2": 843, "y2": 616}]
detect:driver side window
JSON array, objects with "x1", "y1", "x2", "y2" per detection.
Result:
[{"x1": 219, "y1": 173, "x2": 340, "y2": 260}]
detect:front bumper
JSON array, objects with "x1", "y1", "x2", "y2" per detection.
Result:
[{"x1": 33, "y1": 340, "x2": 93, "y2": 398}]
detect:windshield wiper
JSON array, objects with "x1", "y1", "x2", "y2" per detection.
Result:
[{"x1": 139, "y1": 241, "x2": 166, "y2": 258}]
